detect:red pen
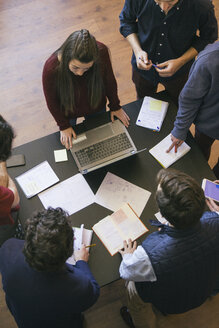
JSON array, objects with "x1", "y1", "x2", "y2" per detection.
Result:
[{"x1": 175, "y1": 144, "x2": 177, "y2": 153}]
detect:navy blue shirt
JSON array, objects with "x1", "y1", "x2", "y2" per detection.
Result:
[
  {"x1": 0, "y1": 239, "x2": 100, "y2": 328},
  {"x1": 119, "y1": 0, "x2": 218, "y2": 84}
]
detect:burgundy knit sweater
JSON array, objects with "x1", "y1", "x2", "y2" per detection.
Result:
[{"x1": 42, "y1": 41, "x2": 121, "y2": 130}]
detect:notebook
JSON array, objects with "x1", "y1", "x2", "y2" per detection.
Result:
[
  {"x1": 70, "y1": 120, "x2": 138, "y2": 174},
  {"x1": 66, "y1": 224, "x2": 93, "y2": 265},
  {"x1": 92, "y1": 203, "x2": 148, "y2": 256},
  {"x1": 16, "y1": 161, "x2": 59, "y2": 198},
  {"x1": 149, "y1": 134, "x2": 191, "y2": 168},
  {"x1": 136, "y1": 96, "x2": 169, "y2": 131}
]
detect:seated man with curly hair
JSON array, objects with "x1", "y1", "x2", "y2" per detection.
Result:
[{"x1": 0, "y1": 207, "x2": 100, "y2": 328}]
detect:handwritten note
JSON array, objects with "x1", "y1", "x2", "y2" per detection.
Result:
[
  {"x1": 38, "y1": 173, "x2": 95, "y2": 215},
  {"x1": 95, "y1": 172, "x2": 151, "y2": 216},
  {"x1": 16, "y1": 161, "x2": 59, "y2": 198}
]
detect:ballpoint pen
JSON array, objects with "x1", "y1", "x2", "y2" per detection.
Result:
[
  {"x1": 138, "y1": 57, "x2": 163, "y2": 69},
  {"x1": 85, "y1": 244, "x2": 96, "y2": 248}
]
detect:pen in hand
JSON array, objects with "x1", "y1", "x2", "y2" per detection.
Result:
[
  {"x1": 152, "y1": 63, "x2": 164, "y2": 70},
  {"x1": 85, "y1": 244, "x2": 96, "y2": 248}
]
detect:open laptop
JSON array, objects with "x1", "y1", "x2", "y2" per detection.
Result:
[{"x1": 70, "y1": 120, "x2": 138, "y2": 174}]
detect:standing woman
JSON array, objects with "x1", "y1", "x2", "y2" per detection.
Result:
[{"x1": 42, "y1": 29, "x2": 130, "y2": 149}]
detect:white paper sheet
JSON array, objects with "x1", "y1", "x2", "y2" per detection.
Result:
[
  {"x1": 16, "y1": 161, "x2": 59, "y2": 198},
  {"x1": 38, "y1": 173, "x2": 95, "y2": 215},
  {"x1": 66, "y1": 225, "x2": 93, "y2": 265},
  {"x1": 95, "y1": 172, "x2": 151, "y2": 216}
]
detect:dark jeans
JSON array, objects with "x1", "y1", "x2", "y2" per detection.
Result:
[
  {"x1": 195, "y1": 127, "x2": 219, "y2": 179},
  {"x1": 132, "y1": 68, "x2": 189, "y2": 106},
  {"x1": 0, "y1": 211, "x2": 19, "y2": 247}
]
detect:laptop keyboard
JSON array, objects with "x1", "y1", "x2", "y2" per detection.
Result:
[{"x1": 75, "y1": 133, "x2": 133, "y2": 167}]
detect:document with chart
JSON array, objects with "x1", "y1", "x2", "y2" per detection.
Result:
[{"x1": 95, "y1": 172, "x2": 151, "y2": 216}]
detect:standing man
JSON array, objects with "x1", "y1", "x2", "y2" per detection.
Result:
[
  {"x1": 119, "y1": 0, "x2": 218, "y2": 104},
  {"x1": 119, "y1": 169, "x2": 219, "y2": 328},
  {"x1": 0, "y1": 207, "x2": 100, "y2": 328},
  {"x1": 0, "y1": 115, "x2": 20, "y2": 246},
  {"x1": 167, "y1": 41, "x2": 219, "y2": 178}
]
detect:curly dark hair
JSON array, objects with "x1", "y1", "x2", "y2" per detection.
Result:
[
  {"x1": 23, "y1": 207, "x2": 74, "y2": 272},
  {"x1": 0, "y1": 115, "x2": 15, "y2": 161},
  {"x1": 156, "y1": 169, "x2": 205, "y2": 229}
]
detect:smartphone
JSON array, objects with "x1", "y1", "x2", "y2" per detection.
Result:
[
  {"x1": 6, "y1": 154, "x2": 26, "y2": 168},
  {"x1": 202, "y1": 179, "x2": 219, "y2": 203}
]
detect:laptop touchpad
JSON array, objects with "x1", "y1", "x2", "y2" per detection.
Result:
[{"x1": 95, "y1": 124, "x2": 114, "y2": 140}]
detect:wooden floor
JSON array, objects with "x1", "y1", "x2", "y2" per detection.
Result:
[{"x1": 0, "y1": 0, "x2": 219, "y2": 327}]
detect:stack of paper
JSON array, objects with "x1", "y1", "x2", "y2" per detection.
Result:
[
  {"x1": 149, "y1": 134, "x2": 191, "y2": 168},
  {"x1": 136, "y1": 96, "x2": 169, "y2": 131}
]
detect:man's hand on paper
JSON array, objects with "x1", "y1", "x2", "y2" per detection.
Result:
[
  {"x1": 119, "y1": 239, "x2": 137, "y2": 257},
  {"x1": 166, "y1": 134, "x2": 184, "y2": 153},
  {"x1": 60, "y1": 127, "x2": 77, "y2": 150},
  {"x1": 74, "y1": 244, "x2": 89, "y2": 262}
]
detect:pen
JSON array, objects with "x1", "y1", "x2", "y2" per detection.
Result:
[
  {"x1": 175, "y1": 145, "x2": 177, "y2": 153},
  {"x1": 138, "y1": 58, "x2": 163, "y2": 69},
  {"x1": 85, "y1": 244, "x2": 96, "y2": 248},
  {"x1": 152, "y1": 63, "x2": 164, "y2": 70}
]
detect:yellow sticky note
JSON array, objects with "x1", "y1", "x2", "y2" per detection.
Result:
[
  {"x1": 54, "y1": 149, "x2": 68, "y2": 162},
  {"x1": 149, "y1": 99, "x2": 162, "y2": 112}
]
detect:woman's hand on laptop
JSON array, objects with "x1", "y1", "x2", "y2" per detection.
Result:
[
  {"x1": 110, "y1": 108, "x2": 130, "y2": 128},
  {"x1": 60, "y1": 127, "x2": 77, "y2": 150}
]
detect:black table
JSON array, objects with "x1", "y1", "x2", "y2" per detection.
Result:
[{"x1": 8, "y1": 93, "x2": 215, "y2": 286}]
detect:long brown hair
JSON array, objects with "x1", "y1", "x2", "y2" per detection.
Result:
[{"x1": 57, "y1": 29, "x2": 103, "y2": 115}]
